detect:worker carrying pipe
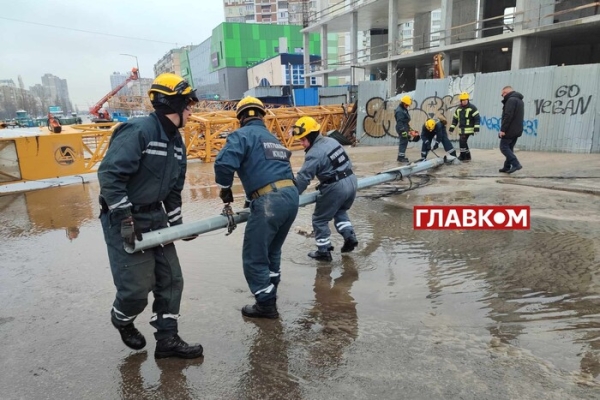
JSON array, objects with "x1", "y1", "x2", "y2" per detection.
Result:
[{"x1": 125, "y1": 157, "x2": 445, "y2": 255}]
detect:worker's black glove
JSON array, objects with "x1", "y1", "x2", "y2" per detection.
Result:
[
  {"x1": 219, "y1": 187, "x2": 234, "y2": 203},
  {"x1": 121, "y1": 216, "x2": 142, "y2": 245},
  {"x1": 243, "y1": 199, "x2": 251, "y2": 209},
  {"x1": 182, "y1": 235, "x2": 198, "y2": 242},
  {"x1": 474, "y1": 127, "x2": 480, "y2": 134},
  {"x1": 448, "y1": 128, "x2": 454, "y2": 134},
  {"x1": 432, "y1": 141, "x2": 440, "y2": 150}
]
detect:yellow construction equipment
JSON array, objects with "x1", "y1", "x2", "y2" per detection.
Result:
[
  {"x1": 0, "y1": 105, "x2": 349, "y2": 187},
  {"x1": 433, "y1": 53, "x2": 445, "y2": 79},
  {"x1": 183, "y1": 104, "x2": 347, "y2": 162}
]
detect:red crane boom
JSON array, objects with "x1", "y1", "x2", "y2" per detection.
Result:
[{"x1": 90, "y1": 67, "x2": 139, "y2": 121}]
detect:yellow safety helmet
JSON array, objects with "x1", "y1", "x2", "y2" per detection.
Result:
[
  {"x1": 425, "y1": 119, "x2": 436, "y2": 132},
  {"x1": 149, "y1": 73, "x2": 196, "y2": 99},
  {"x1": 400, "y1": 95, "x2": 412, "y2": 106},
  {"x1": 148, "y1": 73, "x2": 198, "y2": 114},
  {"x1": 459, "y1": 92, "x2": 470, "y2": 101},
  {"x1": 236, "y1": 96, "x2": 266, "y2": 119},
  {"x1": 292, "y1": 116, "x2": 321, "y2": 140}
]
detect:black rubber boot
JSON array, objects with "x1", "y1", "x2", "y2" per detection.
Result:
[
  {"x1": 341, "y1": 236, "x2": 359, "y2": 253},
  {"x1": 396, "y1": 156, "x2": 409, "y2": 164},
  {"x1": 464, "y1": 152, "x2": 471, "y2": 161},
  {"x1": 308, "y1": 250, "x2": 332, "y2": 262},
  {"x1": 241, "y1": 298, "x2": 279, "y2": 319},
  {"x1": 507, "y1": 164, "x2": 522, "y2": 174},
  {"x1": 155, "y1": 334, "x2": 204, "y2": 359},
  {"x1": 112, "y1": 320, "x2": 146, "y2": 350}
]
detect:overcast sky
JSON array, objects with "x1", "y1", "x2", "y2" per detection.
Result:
[{"x1": 0, "y1": 0, "x2": 225, "y2": 111}]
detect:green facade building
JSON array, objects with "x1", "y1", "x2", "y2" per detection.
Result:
[{"x1": 188, "y1": 22, "x2": 321, "y2": 101}]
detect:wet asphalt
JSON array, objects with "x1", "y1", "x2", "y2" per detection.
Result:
[{"x1": 1, "y1": 146, "x2": 600, "y2": 399}]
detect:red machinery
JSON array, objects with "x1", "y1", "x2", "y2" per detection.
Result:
[
  {"x1": 47, "y1": 113, "x2": 62, "y2": 133},
  {"x1": 89, "y1": 67, "x2": 139, "y2": 122}
]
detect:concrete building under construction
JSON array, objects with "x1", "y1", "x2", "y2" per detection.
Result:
[{"x1": 301, "y1": 0, "x2": 600, "y2": 94}]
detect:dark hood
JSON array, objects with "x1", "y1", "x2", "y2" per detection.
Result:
[{"x1": 502, "y1": 91, "x2": 524, "y2": 104}]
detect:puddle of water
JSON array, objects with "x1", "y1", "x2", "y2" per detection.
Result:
[{"x1": 2, "y1": 157, "x2": 600, "y2": 398}]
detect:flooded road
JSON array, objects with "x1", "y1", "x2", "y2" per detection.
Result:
[{"x1": 1, "y1": 147, "x2": 600, "y2": 399}]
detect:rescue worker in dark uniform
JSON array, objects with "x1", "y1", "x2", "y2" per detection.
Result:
[
  {"x1": 98, "y1": 73, "x2": 203, "y2": 359},
  {"x1": 418, "y1": 118, "x2": 457, "y2": 161},
  {"x1": 292, "y1": 116, "x2": 358, "y2": 262},
  {"x1": 214, "y1": 96, "x2": 299, "y2": 319},
  {"x1": 449, "y1": 92, "x2": 480, "y2": 161},
  {"x1": 499, "y1": 85, "x2": 524, "y2": 173},
  {"x1": 394, "y1": 95, "x2": 413, "y2": 163}
]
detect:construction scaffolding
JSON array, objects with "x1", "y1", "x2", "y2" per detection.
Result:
[
  {"x1": 0, "y1": 104, "x2": 356, "y2": 188},
  {"x1": 183, "y1": 104, "x2": 348, "y2": 162}
]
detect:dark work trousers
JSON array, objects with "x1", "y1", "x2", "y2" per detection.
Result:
[
  {"x1": 313, "y1": 175, "x2": 358, "y2": 252},
  {"x1": 100, "y1": 208, "x2": 183, "y2": 341},
  {"x1": 500, "y1": 136, "x2": 521, "y2": 169},
  {"x1": 421, "y1": 130, "x2": 455, "y2": 158},
  {"x1": 243, "y1": 185, "x2": 299, "y2": 303},
  {"x1": 397, "y1": 133, "x2": 409, "y2": 159},
  {"x1": 459, "y1": 134, "x2": 472, "y2": 156}
]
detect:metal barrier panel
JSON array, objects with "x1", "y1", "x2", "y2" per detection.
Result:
[
  {"x1": 357, "y1": 64, "x2": 600, "y2": 153},
  {"x1": 12, "y1": 133, "x2": 87, "y2": 181}
]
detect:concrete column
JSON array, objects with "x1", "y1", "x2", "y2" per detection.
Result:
[
  {"x1": 511, "y1": 37, "x2": 551, "y2": 70},
  {"x1": 440, "y1": 0, "x2": 452, "y2": 74},
  {"x1": 321, "y1": 24, "x2": 329, "y2": 86},
  {"x1": 413, "y1": 12, "x2": 432, "y2": 51},
  {"x1": 452, "y1": 0, "x2": 477, "y2": 43},
  {"x1": 350, "y1": 11, "x2": 358, "y2": 65},
  {"x1": 512, "y1": 0, "x2": 553, "y2": 70},
  {"x1": 440, "y1": 0, "x2": 452, "y2": 46},
  {"x1": 303, "y1": 32, "x2": 310, "y2": 88},
  {"x1": 517, "y1": 0, "x2": 555, "y2": 30},
  {"x1": 387, "y1": 0, "x2": 399, "y2": 96}
]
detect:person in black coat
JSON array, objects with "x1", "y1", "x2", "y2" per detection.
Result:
[{"x1": 499, "y1": 86, "x2": 524, "y2": 174}]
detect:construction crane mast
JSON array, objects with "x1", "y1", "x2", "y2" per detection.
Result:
[{"x1": 89, "y1": 67, "x2": 139, "y2": 122}]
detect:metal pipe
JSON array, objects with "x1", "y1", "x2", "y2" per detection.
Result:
[{"x1": 125, "y1": 157, "x2": 445, "y2": 253}]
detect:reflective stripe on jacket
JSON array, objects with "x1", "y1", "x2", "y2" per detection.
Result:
[{"x1": 450, "y1": 102, "x2": 480, "y2": 134}]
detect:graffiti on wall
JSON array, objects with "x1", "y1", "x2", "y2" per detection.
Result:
[
  {"x1": 480, "y1": 116, "x2": 539, "y2": 137},
  {"x1": 363, "y1": 93, "x2": 460, "y2": 139},
  {"x1": 533, "y1": 85, "x2": 593, "y2": 116}
]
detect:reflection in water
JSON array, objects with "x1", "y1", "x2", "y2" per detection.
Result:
[
  {"x1": 0, "y1": 184, "x2": 94, "y2": 238},
  {"x1": 238, "y1": 319, "x2": 302, "y2": 400},
  {"x1": 118, "y1": 351, "x2": 203, "y2": 400},
  {"x1": 368, "y1": 201, "x2": 600, "y2": 380},
  {"x1": 65, "y1": 226, "x2": 80, "y2": 241},
  {"x1": 302, "y1": 257, "x2": 359, "y2": 374}
]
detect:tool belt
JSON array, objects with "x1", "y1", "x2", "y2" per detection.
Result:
[
  {"x1": 251, "y1": 179, "x2": 295, "y2": 200},
  {"x1": 132, "y1": 202, "x2": 162, "y2": 213},
  {"x1": 99, "y1": 196, "x2": 162, "y2": 214},
  {"x1": 320, "y1": 169, "x2": 354, "y2": 186}
]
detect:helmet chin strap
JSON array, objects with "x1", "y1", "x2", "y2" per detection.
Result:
[{"x1": 177, "y1": 111, "x2": 184, "y2": 128}]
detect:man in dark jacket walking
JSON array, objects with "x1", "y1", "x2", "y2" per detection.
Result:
[{"x1": 499, "y1": 86, "x2": 524, "y2": 174}]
